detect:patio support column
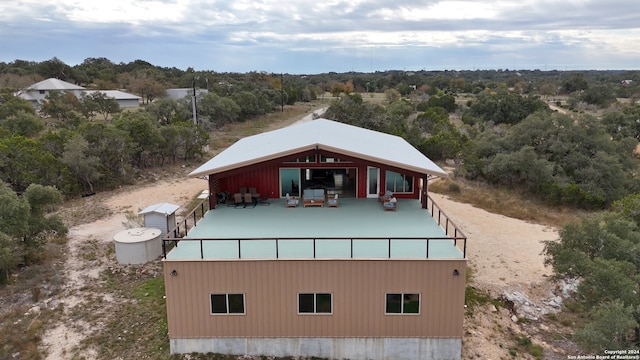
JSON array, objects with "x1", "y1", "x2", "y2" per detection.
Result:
[{"x1": 421, "y1": 174, "x2": 429, "y2": 209}]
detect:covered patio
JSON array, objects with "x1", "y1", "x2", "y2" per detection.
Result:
[{"x1": 164, "y1": 197, "x2": 466, "y2": 261}]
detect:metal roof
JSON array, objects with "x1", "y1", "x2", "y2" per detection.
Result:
[
  {"x1": 138, "y1": 202, "x2": 180, "y2": 215},
  {"x1": 85, "y1": 90, "x2": 141, "y2": 100},
  {"x1": 189, "y1": 118, "x2": 447, "y2": 178},
  {"x1": 26, "y1": 78, "x2": 85, "y2": 91}
]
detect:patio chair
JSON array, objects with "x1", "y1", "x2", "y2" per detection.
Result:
[
  {"x1": 285, "y1": 193, "x2": 299, "y2": 208},
  {"x1": 233, "y1": 193, "x2": 243, "y2": 208},
  {"x1": 327, "y1": 193, "x2": 339, "y2": 207},
  {"x1": 239, "y1": 187, "x2": 247, "y2": 195},
  {"x1": 383, "y1": 197, "x2": 397, "y2": 212},
  {"x1": 379, "y1": 190, "x2": 393, "y2": 203},
  {"x1": 244, "y1": 192, "x2": 255, "y2": 208}
]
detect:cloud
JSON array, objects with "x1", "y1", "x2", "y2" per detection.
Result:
[{"x1": 0, "y1": 0, "x2": 639, "y2": 73}]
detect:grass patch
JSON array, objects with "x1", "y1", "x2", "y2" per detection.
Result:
[
  {"x1": 512, "y1": 335, "x2": 543, "y2": 359},
  {"x1": 80, "y1": 266, "x2": 170, "y2": 359},
  {"x1": 464, "y1": 269, "x2": 504, "y2": 316}
]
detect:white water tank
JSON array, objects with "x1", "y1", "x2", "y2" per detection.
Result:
[{"x1": 113, "y1": 227, "x2": 162, "y2": 264}]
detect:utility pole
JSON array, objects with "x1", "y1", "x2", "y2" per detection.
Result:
[
  {"x1": 192, "y1": 76, "x2": 199, "y2": 125},
  {"x1": 281, "y1": 73, "x2": 284, "y2": 112}
]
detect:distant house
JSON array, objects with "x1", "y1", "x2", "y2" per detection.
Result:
[
  {"x1": 165, "y1": 88, "x2": 208, "y2": 101},
  {"x1": 16, "y1": 78, "x2": 85, "y2": 106},
  {"x1": 162, "y1": 119, "x2": 468, "y2": 360},
  {"x1": 84, "y1": 90, "x2": 141, "y2": 108},
  {"x1": 16, "y1": 78, "x2": 140, "y2": 108}
]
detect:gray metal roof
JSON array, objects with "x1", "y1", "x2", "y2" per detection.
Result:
[
  {"x1": 26, "y1": 78, "x2": 85, "y2": 91},
  {"x1": 189, "y1": 118, "x2": 447, "y2": 178},
  {"x1": 139, "y1": 202, "x2": 180, "y2": 215},
  {"x1": 85, "y1": 90, "x2": 141, "y2": 100}
]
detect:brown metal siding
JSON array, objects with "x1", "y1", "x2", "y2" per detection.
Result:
[{"x1": 164, "y1": 259, "x2": 465, "y2": 338}]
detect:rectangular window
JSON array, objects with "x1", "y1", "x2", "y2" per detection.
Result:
[
  {"x1": 385, "y1": 293, "x2": 420, "y2": 314},
  {"x1": 285, "y1": 155, "x2": 316, "y2": 163},
  {"x1": 210, "y1": 293, "x2": 245, "y2": 315},
  {"x1": 298, "y1": 293, "x2": 332, "y2": 314},
  {"x1": 320, "y1": 155, "x2": 348, "y2": 163},
  {"x1": 385, "y1": 171, "x2": 414, "y2": 193}
]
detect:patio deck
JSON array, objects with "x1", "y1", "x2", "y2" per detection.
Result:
[{"x1": 164, "y1": 198, "x2": 465, "y2": 260}]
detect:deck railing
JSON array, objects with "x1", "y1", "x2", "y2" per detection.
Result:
[{"x1": 163, "y1": 194, "x2": 467, "y2": 259}]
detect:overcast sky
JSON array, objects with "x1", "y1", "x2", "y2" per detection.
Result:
[{"x1": 1, "y1": 0, "x2": 639, "y2": 74}]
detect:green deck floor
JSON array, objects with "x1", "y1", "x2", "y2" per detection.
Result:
[{"x1": 165, "y1": 198, "x2": 465, "y2": 260}]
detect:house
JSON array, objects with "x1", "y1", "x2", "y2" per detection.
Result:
[
  {"x1": 16, "y1": 78, "x2": 85, "y2": 106},
  {"x1": 16, "y1": 78, "x2": 140, "y2": 108},
  {"x1": 84, "y1": 90, "x2": 141, "y2": 108},
  {"x1": 162, "y1": 118, "x2": 467, "y2": 360}
]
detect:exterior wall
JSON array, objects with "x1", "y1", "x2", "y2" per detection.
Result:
[
  {"x1": 170, "y1": 337, "x2": 461, "y2": 360},
  {"x1": 116, "y1": 99, "x2": 140, "y2": 108},
  {"x1": 163, "y1": 259, "x2": 466, "y2": 339},
  {"x1": 212, "y1": 150, "x2": 423, "y2": 201},
  {"x1": 142, "y1": 212, "x2": 176, "y2": 237}
]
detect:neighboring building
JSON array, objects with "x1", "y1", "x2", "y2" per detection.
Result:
[
  {"x1": 16, "y1": 78, "x2": 140, "y2": 108},
  {"x1": 162, "y1": 119, "x2": 467, "y2": 360},
  {"x1": 16, "y1": 78, "x2": 85, "y2": 106},
  {"x1": 165, "y1": 88, "x2": 208, "y2": 101},
  {"x1": 84, "y1": 90, "x2": 141, "y2": 108}
]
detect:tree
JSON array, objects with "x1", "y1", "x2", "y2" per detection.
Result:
[
  {"x1": 113, "y1": 111, "x2": 163, "y2": 168},
  {"x1": 462, "y1": 91, "x2": 548, "y2": 125},
  {"x1": 0, "y1": 135, "x2": 63, "y2": 192},
  {"x1": 79, "y1": 123, "x2": 135, "y2": 186},
  {"x1": 0, "y1": 183, "x2": 66, "y2": 282},
  {"x1": 0, "y1": 95, "x2": 36, "y2": 119},
  {"x1": 62, "y1": 134, "x2": 103, "y2": 193},
  {"x1": 580, "y1": 84, "x2": 617, "y2": 107},
  {"x1": 425, "y1": 93, "x2": 457, "y2": 113},
  {"x1": 146, "y1": 98, "x2": 181, "y2": 125},
  {"x1": 544, "y1": 213, "x2": 640, "y2": 349},
  {"x1": 0, "y1": 110, "x2": 45, "y2": 137},
  {"x1": 128, "y1": 70, "x2": 166, "y2": 104},
  {"x1": 196, "y1": 93, "x2": 241, "y2": 127},
  {"x1": 574, "y1": 300, "x2": 638, "y2": 352},
  {"x1": 465, "y1": 112, "x2": 636, "y2": 208},
  {"x1": 39, "y1": 91, "x2": 81, "y2": 122},
  {"x1": 36, "y1": 57, "x2": 72, "y2": 81},
  {"x1": 562, "y1": 73, "x2": 589, "y2": 94},
  {"x1": 82, "y1": 92, "x2": 121, "y2": 121}
]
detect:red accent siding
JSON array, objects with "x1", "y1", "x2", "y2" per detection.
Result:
[{"x1": 206, "y1": 149, "x2": 422, "y2": 200}]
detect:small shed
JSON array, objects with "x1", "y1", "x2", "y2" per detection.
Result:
[{"x1": 138, "y1": 203, "x2": 180, "y2": 237}]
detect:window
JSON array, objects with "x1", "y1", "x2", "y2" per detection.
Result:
[
  {"x1": 385, "y1": 293, "x2": 420, "y2": 314},
  {"x1": 285, "y1": 155, "x2": 316, "y2": 163},
  {"x1": 210, "y1": 293, "x2": 245, "y2": 314},
  {"x1": 385, "y1": 171, "x2": 413, "y2": 193},
  {"x1": 298, "y1": 293, "x2": 332, "y2": 314},
  {"x1": 320, "y1": 155, "x2": 348, "y2": 163}
]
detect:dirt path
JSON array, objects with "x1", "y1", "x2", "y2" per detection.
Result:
[{"x1": 40, "y1": 178, "x2": 207, "y2": 359}]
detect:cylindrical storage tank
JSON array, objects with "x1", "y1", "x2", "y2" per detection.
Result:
[{"x1": 113, "y1": 227, "x2": 162, "y2": 264}]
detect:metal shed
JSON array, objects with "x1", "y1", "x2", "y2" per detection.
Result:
[{"x1": 138, "y1": 203, "x2": 180, "y2": 237}]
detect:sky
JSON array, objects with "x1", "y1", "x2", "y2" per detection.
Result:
[{"x1": 1, "y1": 0, "x2": 639, "y2": 74}]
